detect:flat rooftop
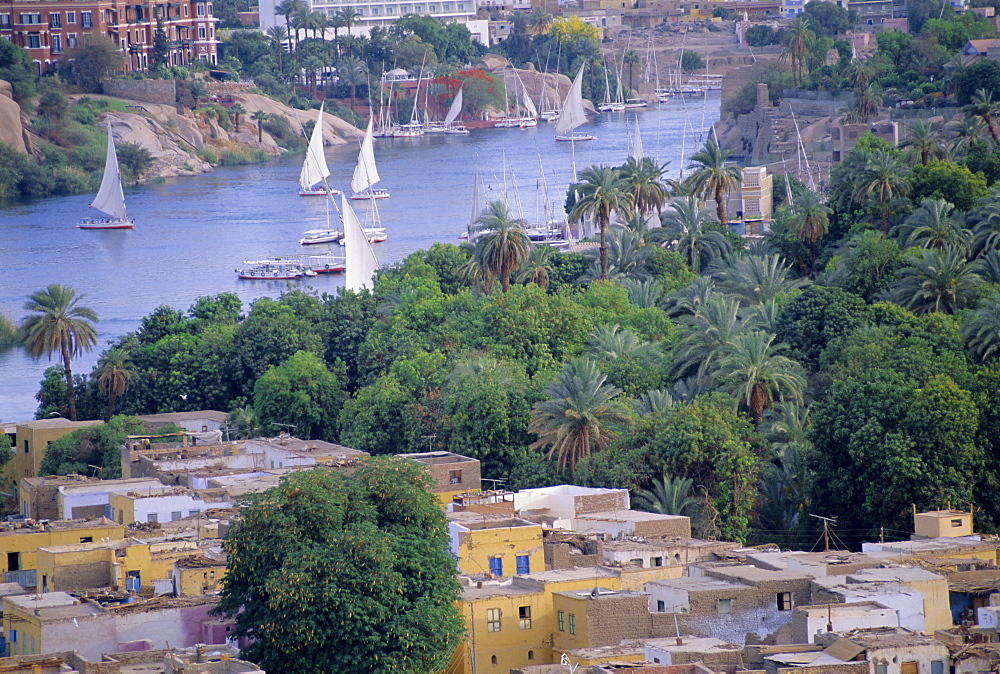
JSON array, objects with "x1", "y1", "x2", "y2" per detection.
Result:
[
  {"x1": 136, "y1": 410, "x2": 228, "y2": 425},
  {"x1": 249, "y1": 437, "x2": 368, "y2": 459},
  {"x1": 646, "y1": 577, "x2": 752, "y2": 593},
  {"x1": 577, "y1": 510, "x2": 688, "y2": 523},
  {"x1": 58, "y1": 478, "x2": 164, "y2": 496},
  {"x1": 15, "y1": 418, "x2": 102, "y2": 431},
  {"x1": 0, "y1": 517, "x2": 121, "y2": 536},
  {"x1": 705, "y1": 565, "x2": 812, "y2": 584},
  {"x1": 21, "y1": 475, "x2": 98, "y2": 488},
  {"x1": 644, "y1": 636, "x2": 742, "y2": 653},
  {"x1": 603, "y1": 537, "x2": 738, "y2": 553},
  {"x1": 461, "y1": 580, "x2": 542, "y2": 601},
  {"x1": 837, "y1": 626, "x2": 940, "y2": 649},
  {"x1": 396, "y1": 451, "x2": 478, "y2": 465}
]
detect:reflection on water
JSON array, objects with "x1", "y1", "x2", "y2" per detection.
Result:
[{"x1": 0, "y1": 95, "x2": 719, "y2": 420}]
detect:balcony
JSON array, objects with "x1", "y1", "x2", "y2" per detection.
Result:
[{"x1": 5, "y1": 570, "x2": 36, "y2": 588}]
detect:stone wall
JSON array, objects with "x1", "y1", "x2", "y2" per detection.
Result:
[
  {"x1": 102, "y1": 79, "x2": 177, "y2": 106},
  {"x1": 51, "y1": 561, "x2": 113, "y2": 591},
  {"x1": 545, "y1": 540, "x2": 603, "y2": 570},
  {"x1": 575, "y1": 491, "x2": 628, "y2": 516}
]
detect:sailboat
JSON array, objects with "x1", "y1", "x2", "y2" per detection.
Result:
[
  {"x1": 392, "y1": 59, "x2": 427, "y2": 137},
  {"x1": 632, "y1": 118, "x2": 645, "y2": 161},
  {"x1": 77, "y1": 121, "x2": 134, "y2": 229},
  {"x1": 299, "y1": 105, "x2": 341, "y2": 197},
  {"x1": 597, "y1": 61, "x2": 625, "y2": 113},
  {"x1": 342, "y1": 193, "x2": 379, "y2": 292},
  {"x1": 539, "y1": 78, "x2": 561, "y2": 122},
  {"x1": 443, "y1": 87, "x2": 469, "y2": 134},
  {"x1": 351, "y1": 119, "x2": 390, "y2": 202},
  {"x1": 348, "y1": 119, "x2": 388, "y2": 243},
  {"x1": 555, "y1": 68, "x2": 596, "y2": 143},
  {"x1": 496, "y1": 70, "x2": 538, "y2": 128}
]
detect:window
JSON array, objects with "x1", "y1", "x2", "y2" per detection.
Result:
[
  {"x1": 197, "y1": 4, "x2": 206, "y2": 16},
  {"x1": 516, "y1": 555, "x2": 530, "y2": 575},
  {"x1": 67, "y1": 34, "x2": 77, "y2": 48},
  {"x1": 449, "y1": 470, "x2": 462, "y2": 484},
  {"x1": 717, "y1": 598, "x2": 732, "y2": 614},
  {"x1": 777, "y1": 592, "x2": 793, "y2": 611},
  {"x1": 952, "y1": 518, "x2": 964, "y2": 527},
  {"x1": 0, "y1": 14, "x2": 9, "y2": 28},
  {"x1": 171, "y1": 511, "x2": 182, "y2": 521},
  {"x1": 558, "y1": 610, "x2": 565, "y2": 631},
  {"x1": 67, "y1": 11, "x2": 75, "y2": 23},
  {"x1": 630, "y1": 558, "x2": 643, "y2": 567},
  {"x1": 51, "y1": 34, "x2": 61, "y2": 53},
  {"x1": 488, "y1": 556, "x2": 502, "y2": 577},
  {"x1": 568, "y1": 613, "x2": 576, "y2": 635},
  {"x1": 81, "y1": 11, "x2": 92, "y2": 28},
  {"x1": 23, "y1": 439, "x2": 29, "y2": 453},
  {"x1": 875, "y1": 665, "x2": 888, "y2": 674},
  {"x1": 49, "y1": 13, "x2": 60, "y2": 28},
  {"x1": 8, "y1": 629, "x2": 13, "y2": 644},
  {"x1": 657, "y1": 600, "x2": 665, "y2": 612},
  {"x1": 651, "y1": 557, "x2": 663, "y2": 567},
  {"x1": 528, "y1": 651, "x2": 534, "y2": 660},
  {"x1": 19, "y1": 13, "x2": 41, "y2": 24},
  {"x1": 518, "y1": 605, "x2": 531, "y2": 629},
  {"x1": 931, "y1": 662, "x2": 944, "y2": 674},
  {"x1": 147, "y1": 513, "x2": 158, "y2": 523},
  {"x1": 486, "y1": 608, "x2": 501, "y2": 632},
  {"x1": 199, "y1": 26, "x2": 206, "y2": 39},
  {"x1": 189, "y1": 510, "x2": 200, "y2": 516},
  {"x1": 491, "y1": 656, "x2": 497, "y2": 665},
  {"x1": 7, "y1": 552, "x2": 20, "y2": 572},
  {"x1": 79, "y1": 536, "x2": 92, "y2": 543}
]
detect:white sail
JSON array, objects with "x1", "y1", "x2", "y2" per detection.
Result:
[
  {"x1": 633, "y1": 120, "x2": 645, "y2": 162},
  {"x1": 351, "y1": 119, "x2": 381, "y2": 194},
  {"x1": 299, "y1": 104, "x2": 330, "y2": 191},
  {"x1": 444, "y1": 88, "x2": 464, "y2": 126},
  {"x1": 90, "y1": 121, "x2": 128, "y2": 220},
  {"x1": 555, "y1": 68, "x2": 588, "y2": 136},
  {"x1": 522, "y1": 78, "x2": 538, "y2": 118},
  {"x1": 342, "y1": 193, "x2": 378, "y2": 292}
]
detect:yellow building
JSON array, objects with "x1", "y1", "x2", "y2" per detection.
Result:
[
  {"x1": 3, "y1": 591, "x2": 115, "y2": 659},
  {"x1": 914, "y1": 509, "x2": 974, "y2": 538},
  {"x1": 397, "y1": 451, "x2": 482, "y2": 507},
  {"x1": 171, "y1": 555, "x2": 227, "y2": 596},
  {"x1": 450, "y1": 514, "x2": 545, "y2": 577},
  {"x1": 0, "y1": 519, "x2": 125, "y2": 588},
  {"x1": 8, "y1": 419, "x2": 103, "y2": 489}
]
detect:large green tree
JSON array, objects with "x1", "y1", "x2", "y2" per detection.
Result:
[
  {"x1": 253, "y1": 351, "x2": 343, "y2": 440},
  {"x1": 215, "y1": 461, "x2": 464, "y2": 673},
  {"x1": 21, "y1": 284, "x2": 99, "y2": 421},
  {"x1": 570, "y1": 165, "x2": 634, "y2": 280}
]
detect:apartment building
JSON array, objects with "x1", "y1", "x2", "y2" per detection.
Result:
[
  {"x1": 0, "y1": 0, "x2": 219, "y2": 75},
  {"x1": 259, "y1": 0, "x2": 482, "y2": 38}
]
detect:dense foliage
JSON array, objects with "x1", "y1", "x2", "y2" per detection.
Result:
[{"x1": 215, "y1": 459, "x2": 464, "y2": 673}]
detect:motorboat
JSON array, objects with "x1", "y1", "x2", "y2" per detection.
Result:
[
  {"x1": 350, "y1": 189, "x2": 390, "y2": 200},
  {"x1": 236, "y1": 259, "x2": 313, "y2": 280}
]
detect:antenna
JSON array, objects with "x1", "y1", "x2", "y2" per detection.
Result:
[{"x1": 809, "y1": 514, "x2": 838, "y2": 552}]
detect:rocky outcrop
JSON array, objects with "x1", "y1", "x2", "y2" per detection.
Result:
[
  {"x1": 104, "y1": 111, "x2": 212, "y2": 179},
  {"x1": 231, "y1": 93, "x2": 363, "y2": 145},
  {"x1": 0, "y1": 79, "x2": 27, "y2": 153}
]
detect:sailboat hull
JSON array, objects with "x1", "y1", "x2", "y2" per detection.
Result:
[
  {"x1": 351, "y1": 190, "x2": 390, "y2": 201},
  {"x1": 555, "y1": 134, "x2": 597, "y2": 142},
  {"x1": 598, "y1": 103, "x2": 626, "y2": 112},
  {"x1": 77, "y1": 218, "x2": 134, "y2": 230},
  {"x1": 298, "y1": 187, "x2": 342, "y2": 197},
  {"x1": 495, "y1": 117, "x2": 537, "y2": 128}
]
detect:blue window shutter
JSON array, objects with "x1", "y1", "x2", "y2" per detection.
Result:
[
  {"x1": 489, "y1": 557, "x2": 502, "y2": 576},
  {"x1": 516, "y1": 555, "x2": 530, "y2": 575}
]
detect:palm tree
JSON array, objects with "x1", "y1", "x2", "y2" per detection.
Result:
[
  {"x1": 623, "y1": 49, "x2": 641, "y2": 94},
  {"x1": 712, "y1": 330, "x2": 805, "y2": 426},
  {"x1": 229, "y1": 103, "x2": 246, "y2": 132},
  {"x1": 949, "y1": 116, "x2": 986, "y2": 155},
  {"x1": 850, "y1": 83, "x2": 882, "y2": 124},
  {"x1": 890, "y1": 246, "x2": 983, "y2": 314},
  {"x1": 585, "y1": 324, "x2": 662, "y2": 366},
  {"x1": 265, "y1": 26, "x2": 288, "y2": 73},
  {"x1": 622, "y1": 278, "x2": 662, "y2": 309},
  {"x1": 250, "y1": 110, "x2": 269, "y2": 143},
  {"x1": 515, "y1": 245, "x2": 556, "y2": 289},
  {"x1": 472, "y1": 200, "x2": 531, "y2": 292},
  {"x1": 655, "y1": 196, "x2": 730, "y2": 272},
  {"x1": 633, "y1": 474, "x2": 699, "y2": 515},
  {"x1": 662, "y1": 276, "x2": 717, "y2": 317},
  {"x1": 528, "y1": 6, "x2": 553, "y2": 35},
  {"x1": 789, "y1": 190, "x2": 829, "y2": 272},
  {"x1": 781, "y1": 17, "x2": 814, "y2": 86},
  {"x1": 631, "y1": 389, "x2": 675, "y2": 417},
  {"x1": 582, "y1": 226, "x2": 650, "y2": 281},
  {"x1": 894, "y1": 198, "x2": 970, "y2": 251},
  {"x1": 712, "y1": 253, "x2": 806, "y2": 306},
  {"x1": 274, "y1": 0, "x2": 305, "y2": 51},
  {"x1": 764, "y1": 206, "x2": 810, "y2": 275},
  {"x1": 901, "y1": 119, "x2": 942, "y2": 166},
  {"x1": 619, "y1": 157, "x2": 669, "y2": 217},
  {"x1": 95, "y1": 347, "x2": 135, "y2": 419},
  {"x1": 529, "y1": 357, "x2": 632, "y2": 472},
  {"x1": 673, "y1": 294, "x2": 746, "y2": 379},
  {"x1": 20, "y1": 284, "x2": 98, "y2": 421},
  {"x1": 846, "y1": 58, "x2": 876, "y2": 91},
  {"x1": 686, "y1": 139, "x2": 742, "y2": 225},
  {"x1": 570, "y1": 165, "x2": 634, "y2": 281},
  {"x1": 227, "y1": 406, "x2": 261, "y2": 439},
  {"x1": 853, "y1": 148, "x2": 911, "y2": 235},
  {"x1": 968, "y1": 195, "x2": 1000, "y2": 257},
  {"x1": 965, "y1": 88, "x2": 1000, "y2": 143},
  {"x1": 337, "y1": 56, "x2": 368, "y2": 115},
  {"x1": 977, "y1": 249, "x2": 1000, "y2": 283},
  {"x1": 338, "y1": 7, "x2": 362, "y2": 35},
  {"x1": 963, "y1": 297, "x2": 1000, "y2": 361}
]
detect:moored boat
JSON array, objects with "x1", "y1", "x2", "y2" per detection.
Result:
[
  {"x1": 78, "y1": 121, "x2": 134, "y2": 230},
  {"x1": 298, "y1": 228, "x2": 343, "y2": 245},
  {"x1": 236, "y1": 259, "x2": 311, "y2": 280}
]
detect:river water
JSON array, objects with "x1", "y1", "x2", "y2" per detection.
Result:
[{"x1": 0, "y1": 94, "x2": 719, "y2": 421}]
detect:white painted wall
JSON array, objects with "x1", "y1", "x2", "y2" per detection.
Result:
[
  {"x1": 41, "y1": 613, "x2": 117, "y2": 660},
  {"x1": 58, "y1": 479, "x2": 163, "y2": 519},
  {"x1": 800, "y1": 607, "x2": 898, "y2": 643},
  {"x1": 644, "y1": 583, "x2": 690, "y2": 613},
  {"x1": 133, "y1": 493, "x2": 232, "y2": 523}
]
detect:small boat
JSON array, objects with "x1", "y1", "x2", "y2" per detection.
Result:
[
  {"x1": 306, "y1": 252, "x2": 346, "y2": 273},
  {"x1": 496, "y1": 70, "x2": 538, "y2": 128},
  {"x1": 624, "y1": 98, "x2": 649, "y2": 109},
  {"x1": 391, "y1": 123, "x2": 425, "y2": 137},
  {"x1": 442, "y1": 87, "x2": 470, "y2": 135},
  {"x1": 554, "y1": 68, "x2": 596, "y2": 144},
  {"x1": 351, "y1": 189, "x2": 390, "y2": 201},
  {"x1": 298, "y1": 228, "x2": 343, "y2": 245},
  {"x1": 236, "y1": 259, "x2": 310, "y2": 280},
  {"x1": 299, "y1": 105, "x2": 341, "y2": 197},
  {"x1": 598, "y1": 102, "x2": 626, "y2": 113},
  {"x1": 540, "y1": 110, "x2": 560, "y2": 123},
  {"x1": 445, "y1": 125, "x2": 470, "y2": 135},
  {"x1": 363, "y1": 228, "x2": 388, "y2": 243},
  {"x1": 78, "y1": 121, "x2": 134, "y2": 230}
]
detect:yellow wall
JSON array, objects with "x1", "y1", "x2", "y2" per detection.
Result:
[
  {"x1": 174, "y1": 563, "x2": 227, "y2": 597},
  {"x1": 617, "y1": 565, "x2": 684, "y2": 590},
  {"x1": 9, "y1": 421, "x2": 102, "y2": 486},
  {"x1": 551, "y1": 594, "x2": 592, "y2": 653},
  {"x1": 0, "y1": 524, "x2": 126, "y2": 575},
  {"x1": 455, "y1": 525, "x2": 544, "y2": 577},
  {"x1": 914, "y1": 512, "x2": 973, "y2": 538},
  {"x1": 109, "y1": 493, "x2": 136, "y2": 525},
  {"x1": 2, "y1": 608, "x2": 41, "y2": 656},
  {"x1": 456, "y1": 591, "x2": 549, "y2": 674},
  {"x1": 905, "y1": 577, "x2": 953, "y2": 634}
]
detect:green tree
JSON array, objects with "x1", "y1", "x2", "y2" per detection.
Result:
[
  {"x1": 336, "y1": 55, "x2": 368, "y2": 115},
  {"x1": 893, "y1": 197, "x2": 970, "y2": 251},
  {"x1": 471, "y1": 200, "x2": 531, "y2": 292},
  {"x1": 215, "y1": 461, "x2": 464, "y2": 673},
  {"x1": 901, "y1": 119, "x2": 942, "y2": 167},
  {"x1": 152, "y1": 17, "x2": 170, "y2": 68},
  {"x1": 966, "y1": 88, "x2": 1000, "y2": 143},
  {"x1": 890, "y1": 246, "x2": 982, "y2": 314},
  {"x1": 64, "y1": 35, "x2": 126, "y2": 93},
  {"x1": 633, "y1": 474, "x2": 698, "y2": 515},
  {"x1": 229, "y1": 103, "x2": 247, "y2": 131},
  {"x1": 963, "y1": 297, "x2": 1000, "y2": 361},
  {"x1": 826, "y1": 230, "x2": 906, "y2": 301},
  {"x1": 253, "y1": 351, "x2": 343, "y2": 440},
  {"x1": 619, "y1": 157, "x2": 669, "y2": 217},
  {"x1": 712, "y1": 253, "x2": 806, "y2": 306},
  {"x1": 680, "y1": 50, "x2": 704, "y2": 73},
  {"x1": 41, "y1": 415, "x2": 143, "y2": 477},
  {"x1": 21, "y1": 284, "x2": 98, "y2": 422},
  {"x1": 95, "y1": 347, "x2": 136, "y2": 419},
  {"x1": 802, "y1": 0, "x2": 856, "y2": 38},
  {"x1": 712, "y1": 330, "x2": 806, "y2": 426},
  {"x1": 686, "y1": 139, "x2": 742, "y2": 225},
  {"x1": 339, "y1": 376, "x2": 419, "y2": 454},
  {"x1": 529, "y1": 357, "x2": 632, "y2": 472},
  {"x1": 774, "y1": 285, "x2": 870, "y2": 370},
  {"x1": 854, "y1": 148, "x2": 912, "y2": 235},
  {"x1": 250, "y1": 110, "x2": 269, "y2": 142},
  {"x1": 116, "y1": 142, "x2": 154, "y2": 185},
  {"x1": 655, "y1": 196, "x2": 730, "y2": 272},
  {"x1": 910, "y1": 160, "x2": 988, "y2": 212},
  {"x1": 789, "y1": 189, "x2": 829, "y2": 272},
  {"x1": 781, "y1": 17, "x2": 814, "y2": 85},
  {"x1": 570, "y1": 165, "x2": 634, "y2": 281},
  {"x1": 231, "y1": 298, "x2": 324, "y2": 397}
]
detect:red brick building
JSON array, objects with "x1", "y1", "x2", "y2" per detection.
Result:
[{"x1": 0, "y1": 0, "x2": 218, "y2": 75}]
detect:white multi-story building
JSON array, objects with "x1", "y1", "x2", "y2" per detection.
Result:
[{"x1": 259, "y1": 0, "x2": 486, "y2": 44}]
